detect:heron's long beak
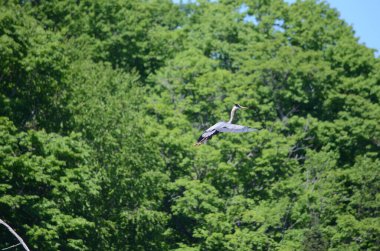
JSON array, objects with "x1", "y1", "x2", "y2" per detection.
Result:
[{"x1": 240, "y1": 106, "x2": 248, "y2": 110}]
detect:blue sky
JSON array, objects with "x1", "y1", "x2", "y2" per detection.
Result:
[{"x1": 286, "y1": 0, "x2": 380, "y2": 56}]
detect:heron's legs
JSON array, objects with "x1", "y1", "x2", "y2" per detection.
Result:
[{"x1": 193, "y1": 137, "x2": 208, "y2": 146}]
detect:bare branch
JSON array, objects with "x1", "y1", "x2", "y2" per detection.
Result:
[
  {"x1": 2, "y1": 243, "x2": 21, "y2": 250},
  {"x1": 0, "y1": 219, "x2": 30, "y2": 251}
]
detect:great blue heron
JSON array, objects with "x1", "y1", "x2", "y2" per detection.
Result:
[{"x1": 194, "y1": 104, "x2": 257, "y2": 146}]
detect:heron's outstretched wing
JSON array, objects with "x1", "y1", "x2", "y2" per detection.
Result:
[
  {"x1": 201, "y1": 122, "x2": 225, "y2": 137},
  {"x1": 194, "y1": 122, "x2": 223, "y2": 145},
  {"x1": 195, "y1": 122, "x2": 257, "y2": 146},
  {"x1": 215, "y1": 122, "x2": 258, "y2": 133}
]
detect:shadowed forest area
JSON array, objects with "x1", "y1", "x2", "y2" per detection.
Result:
[{"x1": 0, "y1": 0, "x2": 379, "y2": 250}]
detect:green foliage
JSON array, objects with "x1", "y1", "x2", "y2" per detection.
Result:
[
  {"x1": 0, "y1": 117, "x2": 98, "y2": 250},
  {"x1": 0, "y1": 4, "x2": 70, "y2": 131},
  {"x1": 23, "y1": 0, "x2": 184, "y2": 77},
  {"x1": 302, "y1": 225, "x2": 328, "y2": 251},
  {"x1": 0, "y1": 0, "x2": 379, "y2": 250}
]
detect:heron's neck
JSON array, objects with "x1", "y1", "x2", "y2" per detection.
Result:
[{"x1": 228, "y1": 108, "x2": 237, "y2": 123}]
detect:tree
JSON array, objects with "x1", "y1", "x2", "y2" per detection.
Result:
[
  {"x1": 1, "y1": 0, "x2": 379, "y2": 249},
  {"x1": 0, "y1": 3, "x2": 70, "y2": 131},
  {"x1": 0, "y1": 117, "x2": 99, "y2": 250}
]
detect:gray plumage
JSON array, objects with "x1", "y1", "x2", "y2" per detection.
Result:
[{"x1": 195, "y1": 104, "x2": 257, "y2": 146}]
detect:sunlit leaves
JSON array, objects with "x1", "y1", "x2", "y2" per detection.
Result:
[
  {"x1": 0, "y1": 117, "x2": 98, "y2": 250},
  {"x1": 0, "y1": 0, "x2": 379, "y2": 250}
]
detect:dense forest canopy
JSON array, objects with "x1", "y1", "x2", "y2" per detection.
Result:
[{"x1": 0, "y1": 0, "x2": 379, "y2": 250}]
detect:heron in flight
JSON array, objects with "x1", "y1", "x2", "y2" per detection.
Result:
[{"x1": 194, "y1": 104, "x2": 257, "y2": 146}]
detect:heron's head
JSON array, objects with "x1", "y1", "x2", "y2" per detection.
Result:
[{"x1": 234, "y1": 104, "x2": 248, "y2": 110}]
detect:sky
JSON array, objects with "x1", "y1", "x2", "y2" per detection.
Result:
[{"x1": 285, "y1": 0, "x2": 380, "y2": 56}]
